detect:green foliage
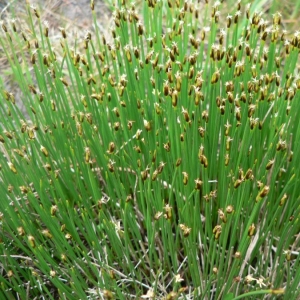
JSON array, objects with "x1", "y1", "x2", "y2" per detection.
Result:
[{"x1": 0, "y1": 0, "x2": 299, "y2": 299}]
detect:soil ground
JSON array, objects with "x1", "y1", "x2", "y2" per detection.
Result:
[{"x1": 1, "y1": 0, "x2": 112, "y2": 33}]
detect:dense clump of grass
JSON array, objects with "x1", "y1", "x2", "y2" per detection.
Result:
[{"x1": 0, "y1": 0, "x2": 299, "y2": 299}]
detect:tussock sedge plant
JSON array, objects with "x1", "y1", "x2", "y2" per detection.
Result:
[{"x1": 0, "y1": 0, "x2": 299, "y2": 299}]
